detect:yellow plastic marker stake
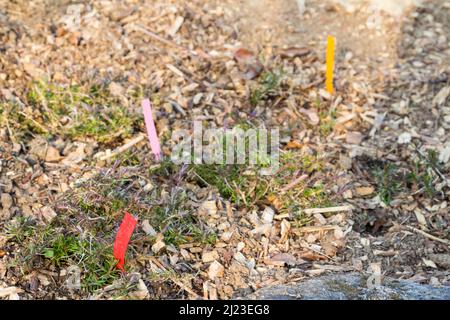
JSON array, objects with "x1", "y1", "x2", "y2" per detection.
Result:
[{"x1": 326, "y1": 35, "x2": 335, "y2": 94}]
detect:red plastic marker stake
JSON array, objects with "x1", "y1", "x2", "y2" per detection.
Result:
[{"x1": 113, "y1": 212, "x2": 137, "y2": 272}]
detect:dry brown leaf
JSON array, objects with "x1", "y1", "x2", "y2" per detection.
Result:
[
  {"x1": 286, "y1": 140, "x2": 303, "y2": 149},
  {"x1": 279, "y1": 47, "x2": 311, "y2": 59},
  {"x1": 299, "y1": 251, "x2": 328, "y2": 261},
  {"x1": 233, "y1": 48, "x2": 264, "y2": 80},
  {"x1": 267, "y1": 195, "x2": 282, "y2": 210}
]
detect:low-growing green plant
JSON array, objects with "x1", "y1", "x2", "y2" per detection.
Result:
[
  {"x1": 250, "y1": 69, "x2": 284, "y2": 106},
  {"x1": 3, "y1": 81, "x2": 139, "y2": 145},
  {"x1": 5, "y1": 217, "x2": 36, "y2": 244},
  {"x1": 373, "y1": 163, "x2": 402, "y2": 205},
  {"x1": 42, "y1": 235, "x2": 85, "y2": 265},
  {"x1": 407, "y1": 149, "x2": 442, "y2": 197}
]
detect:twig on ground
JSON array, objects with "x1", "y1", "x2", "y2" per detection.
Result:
[
  {"x1": 97, "y1": 135, "x2": 145, "y2": 161},
  {"x1": 233, "y1": 180, "x2": 248, "y2": 207},
  {"x1": 304, "y1": 205, "x2": 352, "y2": 215},
  {"x1": 396, "y1": 223, "x2": 450, "y2": 246},
  {"x1": 167, "y1": 99, "x2": 187, "y2": 116},
  {"x1": 281, "y1": 174, "x2": 308, "y2": 192},
  {"x1": 301, "y1": 243, "x2": 335, "y2": 261},
  {"x1": 133, "y1": 24, "x2": 208, "y2": 59},
  {"x1": 18, "y1": 111, "x2": 49, "y2": 133},
  {"x1": 294, "y1": 225, "x2": 337, "y2": 234}
]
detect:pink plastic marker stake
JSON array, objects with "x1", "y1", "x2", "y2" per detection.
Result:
[{"x1": 142, "y1": 98, "x2": 162, "y2": 161}]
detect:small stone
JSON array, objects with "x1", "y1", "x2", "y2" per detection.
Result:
[
  {"x1": 313, "y1": 213, "x2": 327, "y2": 225},
  {"x1": 422, "y1": 258, "x2": 437, "y2": 269},
  {"x1": 251, "y1": 224, "x2": 271, "y2": 236},
  {"x1": 0, "y1": 235, "x2": 7, "y2": 247},
  {"x1": 180, "y1": 249, "x2": 190, "y2": 260},
  {"x1": 306, "y1": 234, "x2": 317, "y2": 243},
  {"x1": 398, "y1": 132, "x2": 412, "y2": 144},
  {"x1": 62, "y1": 142, "x2": 86, "y2": 165},
  {"x1": 217, "y1": 222, "x2": 230, "y2": 231},
  {"x1": 68, "y1": 32, "x2": 81, "y2": 46},
  {"x1": 40, "y1": 206, "x2": 57, "y2": 223},
  {"x1": 143, "y1": 182, "x2": 154, "y2": 192},
  {"x1": 429, "y1": 277, "x2": 440, "y2": 287},
  {"x1": 432, "y1": 86, "x2": 450, "y2": 106},
  {"x1": 346, "y1": 131, "x2": 363, "y2": 145},
  {"x1": 236, "y1": 242, "x2": 245, "y2": 252},
  {"x1": 108, "y1": 82, "x2": 125, "y2": 97},
  {"x1": 152, "y1": 234, "x2": 166, "y2": 254},
  {"x1": 0, "y1": 261, "x2": 6, "y2": 279},
  {"x1": 233, "y1": 252, "x2": 247, "y2": 265},
  {"x1": 29, "y1": 139, "x2": 48, "y2": 160},
  {"x1": 199, "y1": 200, "x2": 217, "y2": 216},
  {"x1": 53, "y1": 71, "x2": 65, "y2": 82},
  {"x1": 299, "y1": 108, "x2": 320, "y2": 125},
  {"x1": 142, "y1": 220, "x2": 157, "y2": 236},
  {"x1": 208, "y1": 261, "x2": 224, "y2": 280},
  {"x1": 221, "y1": 231, "x2": 233, "y2": 242},
  {"x1": 414, "y1": 209, "x2": 427, "y2": 226},
  {"x1": 261, "y1": 207, "x2": 274, "y2": 224},
  {"x1": 355, "y1": 186, "x2": 375, "y2": 196},
  {"x1": 334, "y1": 226, "x2": 345, "y2": 240},
  {"x1": 343, "y1": 189, "x2": 353, "y2": 199},
  {"x1": 1, "y1": 193, "x2": 13, "y2": 209},
  {"x1": 428, "y1": 254, "x2": 450, "y2": 269},
  {"x1": 439, "y1": 147, "x2": 450, "y2": 164},
  {"x1": 37, "y1": 274, "x2": 51, "y2": 286},
  {"x1": 444, "y1": 115, "x2": 450, "y2": 124},
  {"x1": 0, "y1": 287, "x2": 22, "y2": 299},
  {"x1": 23, "y1": 63, "x2": 43, "y2": 78},
  {"x1": 392, "y1": 100, "x2": 409, "y2": 115},
  {"x1": 193, "y1": 93, "x2": 203, "y2": 105},
  {"x1": 45, "y1": 146, "x2": 62, "y2": 162},
  {"x1": 339, "y1": 154, "x2": 352, "y2": 170},
  {"x1": 129, "y1": 279, "x2": 149, "y2": 300},
  {"x1": 360, "y1": 238, "x2": 370, "y2": 247},
  {"x1": 202, "y1": 251, "x2": 219, "y2": 263}
]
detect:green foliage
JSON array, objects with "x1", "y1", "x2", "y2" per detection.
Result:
[
  {"x1": 192, "y1": 163, "x2": 244, "y2": 202},
  {"x1": 5, "y1": 217, "x2": 36, "y2": 244},
  {"x1": 250, "y1": 69, "x2": 284, "y2": 106},
  {"x1": 407, "y1": 149, "x2": 441, "y2": 197},
  {"x1": 373, "y1": 163, "x2": 401, "y2": 205},
  {"x1": 3, "y1": 81, "x2": 138, "y2": 145},
  {"x1": 42, "y1": 235, "x2": 84, "y2": 265},
  {"x1": 42, "y1": 234, "x2": 119, "y2": 291}
]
